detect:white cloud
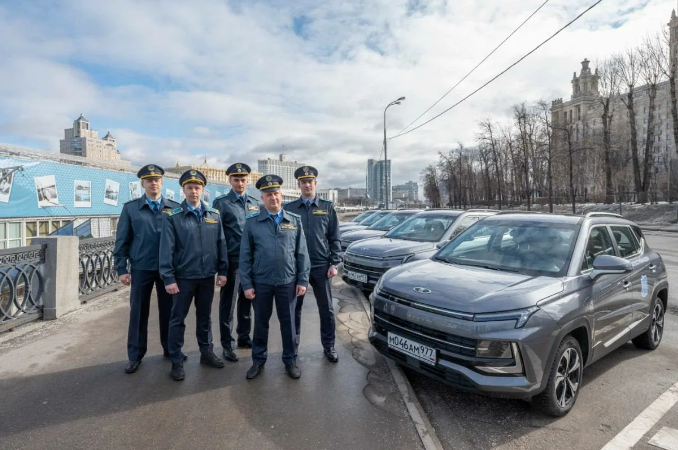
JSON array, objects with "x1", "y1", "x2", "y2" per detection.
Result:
[{"x1": 0, "y1": 0, "x2": 675, "y2": 188}]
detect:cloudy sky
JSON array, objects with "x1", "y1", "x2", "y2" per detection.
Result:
[{"x1": 0, "y1": 0, "x2": 674, "y2": 188}]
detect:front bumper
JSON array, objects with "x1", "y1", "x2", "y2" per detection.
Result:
[{"x1": 368, "y1": 289, "x2": 556, "y2": 398}]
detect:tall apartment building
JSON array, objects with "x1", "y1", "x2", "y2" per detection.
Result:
[
  {"x1": 366, "y1": 158, "x2": 391, "y2": 204},
  {"x1": 59, "y1": 115, "x2": 128, "y2": 164},
  {"x1": 393, "y1": 181, "x2": 419, "y2": 202},
  {"x1": 258, "y1": 154, "x2": 305, "y2": 190}
]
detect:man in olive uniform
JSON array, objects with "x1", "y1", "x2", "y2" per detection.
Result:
[
  {"x1": 159, "y1": 169, "x2": 229, "y2": 381},
  {"x1": 239, "y1": 174, "x2": 310, "y2": 380},
  {"x1": 212, "y1": 163, "x2": 260, "y2": 362},
  {"x1": 283, "y1": 166, "x2": 341, "y2": 363},
  {"x1": 114, "y1": 164, "x2": 181, "y2": 374}
]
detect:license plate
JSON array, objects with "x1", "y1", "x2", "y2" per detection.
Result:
[
  {"x1": 346, "y1": 270, "x2": 367, "y2": 283},
  {"x1": 388, "y1": 332, "x2": 437, "y2": 365}
]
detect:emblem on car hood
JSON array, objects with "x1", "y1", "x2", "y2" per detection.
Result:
[{"x1": 413, "y1": 287, "x2": 431, "y2": 294}]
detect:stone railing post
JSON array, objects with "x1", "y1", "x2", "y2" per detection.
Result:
[{"x1": 33, "y1": 236, "x2": 80, "y2": 320}]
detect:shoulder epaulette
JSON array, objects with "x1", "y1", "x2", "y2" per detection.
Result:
[
  {"x1": 286, "y1": 211, "x2": 301, "y2": 218},
  {"x1": 246, "y1": 212, "x2": 260, "y2": 219},
  {"x1": 124, "y1": 198, "x2": 137, "y2": 205},
  {"x1": 214, "y1": 194, "x2": 227, "y2": 201},
  {"x1": 165, "y1": 207, "x2": 183, "y2": 216},
  {"x1": 319, "y1": 198, "x2": 333, "y2": 204},
  {"x1": 166, "y1": 199, "x2": 181, "y2": 206},
  {"x1": 207, "y1": 207, "x2": 219, "y2": 214}
]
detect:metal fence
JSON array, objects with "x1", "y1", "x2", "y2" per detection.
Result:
[
  {"x1": 0, "y1": 245, "x2": 46, "y2": 332},
  {"x1": 79, "y1": 237, "x2": 119, "y2": 300}
]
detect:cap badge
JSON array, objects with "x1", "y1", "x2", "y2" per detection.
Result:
[
  {"x1": 236, "y1": 163, "x2": 242, "y2": 168},
  {"x1": 266, "y1": 175, "x2": 272, "y2": 181},
  {"x1": 190, "y1": 170, "x2": 197, "y2": 176},
  {"x1": 268, "y1": 182, "x2": 272, "y2": 186},
  {"x1": 148, "y1": 165, "x2": 155, "y2": 171}
]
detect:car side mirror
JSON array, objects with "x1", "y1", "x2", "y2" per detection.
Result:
[
  {"x1": 590, "y1": 254, "x2": 633, "y2": 280},
  {"x1": 436, "y1": 240, "x2": 450, "y2": 249}
]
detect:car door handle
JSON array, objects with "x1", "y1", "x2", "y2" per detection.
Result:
[{"x1": 623, "y1": 281, "x2": 631, "y2": 290}]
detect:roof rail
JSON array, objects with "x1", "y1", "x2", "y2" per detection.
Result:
[{"x1": 585, "y1": 212, "x2": 623, "y2": 218}]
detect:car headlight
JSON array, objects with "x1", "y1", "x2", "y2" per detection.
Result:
[
  {"x1": 476, "y1": 340, "x2": 513, "y2": 359},
  {"x1": 473, "y1": 306, "x2": 540, "y2": 329}
]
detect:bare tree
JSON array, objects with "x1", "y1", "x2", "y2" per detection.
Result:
[
  {"x1": 617, "y1": 49, "x2": 643, "y2": 200},
  {"x1": 421, "y1": 165, "x2": 442, "y2": 207},
  {"x1": 477, "y1": 119, "x2": 505, "y2": 209},
  {"x1": 536, "y1": 101, "x2": 555, "y2": 212},
  {"x1": 596, "y1": 57, "x2": 622, "y2": 203}
]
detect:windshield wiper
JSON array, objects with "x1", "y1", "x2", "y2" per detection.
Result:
[{"x1": 451, "y1": 261, "x2": 523, "y2": 274}]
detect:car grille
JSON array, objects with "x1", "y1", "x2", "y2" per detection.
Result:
[
  {"x1": 378, "y1": 289, "x2": 474, "y2": 321},
  {"x1": 373, "y1": 309, "x2": 477, "y2": 357},
  {"x1": 343, "y1": 261, "x2": 387, "y2": 277},
  {"x1": 371, "y1": 338, "x2": 476, "y2": 390}
]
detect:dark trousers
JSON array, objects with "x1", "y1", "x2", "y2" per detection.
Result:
[
  {"x1": 252, "y1": 282, "x2": 297, "y2": 366},
  {"x1": 218, "y1": 261, "x2": 252, "y2": 348},
  {"x1": 167, "y1": 277, "x2": 215, "y2": 363},
  {"x1": 295, "y1": 265, "x2": 336, "y2": 351},
  {"x1": 127, "y1": 269, "x2": 173, "y2": 361}
]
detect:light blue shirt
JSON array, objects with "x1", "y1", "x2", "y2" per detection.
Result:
[
  {"x1": 268, "y1": 209, "x2": 283, "y2": 225},
  {"x1": 146, "y1": 197, "x2": 162, "y2": 212},
  {"x1": 187, "y1": 203, "x2": 203, "y2": 219}
]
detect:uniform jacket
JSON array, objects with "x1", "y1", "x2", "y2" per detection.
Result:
[
  {"x1": 212, "y1": 190, "x2": 260, "y2": 262},
  {"x1": 113, "y1": 194, "x2": 181, "y2": 275},
  {"x1": 158, "y1": 200, "x2": 229, "y2": 285},
  {"x1": 239, "y1": 209, "x2": 310, "y2": 290},
  {"x1": 283, "y1": 197, "x2": 341, "y2": 268}
]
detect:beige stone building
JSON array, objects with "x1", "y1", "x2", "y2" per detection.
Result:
[
  {"x1": 166, "y1": 162, "x2": 228, "y2": 183},
  {"x1": 59, "y1": 115, "x2": 128, "y2": 165}
]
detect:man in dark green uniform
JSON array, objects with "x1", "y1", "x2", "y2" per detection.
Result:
[
  {"x1": 239, "y1": 175, "x2": 310, "y2": 380},
  {"x1": 159, "y1": 169, "x2": 229, "y2": 381},
  {"x1": 114, "y1": 164, "x2": 181, "y2": 374},
  {"x1": 284, "y1": 166, "x2": 341, "y2": 362},
  {"x1": 213, "y1": 163, "x2": 260, "y2": 362}
]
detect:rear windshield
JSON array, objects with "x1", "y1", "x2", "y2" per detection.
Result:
[
  {"x1": 369, "y1": 212, "x2": 417, "y2": 231},
  {"x1": 360, "y1": 211, "x2": 390, "y2": 226},
  {"x1": 385, "y1": 214, "x2": 459, "y2": 242},
  {"x1": 434, "y1": 221, "x2": 579, "y2": 277}
]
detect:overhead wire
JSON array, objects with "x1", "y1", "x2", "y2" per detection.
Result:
[
  {"x1": 389, "y1": 0, "x2": 603, "y2": 141},
  {"x1": 395, "y1": 0, "x2": 551, "y2": 137}
]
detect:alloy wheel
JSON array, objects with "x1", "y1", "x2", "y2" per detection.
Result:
[
  {"x1": 554, "y1": 348, "x2": 581, "y2": 409},
  {"x1": 651, "y1": 302, "x2": 665, "y2": 346}
]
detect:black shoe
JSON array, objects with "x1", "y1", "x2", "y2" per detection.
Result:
[
  {"x1": 164, "y1": 352, "x2": 188, "y2": 361},
  {"x1": 285, "y1": 363, "x2": 301, "y2": 379},
  {"x1": 324, "y1": 347, "x2": 339, "y2": 363},
  {"x1": 200, "y1": 351, "x2": 225, "y2": 368},
  {"x1": 222, "y1": 347, "x2": 239, "y2": 362},
  {"x1": 125, "y1": 360, "x2": 141, "y2": 374},
  {"x1": 170, "y1": 362, "x2": 185, "y2": 381},
  {"x1": 246, "y1": 364, "x2": 264, "y2": 380},
  {"x1": 237, "y1": 339, "x2": 253, "y2": 349}
]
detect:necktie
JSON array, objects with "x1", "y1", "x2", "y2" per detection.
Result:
[
  {"x1": 305, "y1": 201, "x2": 311, "y2": 212},
  {"x1": 153, "y1": 201, "x2": 160, "y2": 213},
  {"x1": 240, "y1": 196, "x2": 246, "y2": 208}
]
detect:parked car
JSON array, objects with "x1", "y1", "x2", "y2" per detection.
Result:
[
  {"x1": 340, "y1": 210, "x2": 377, "y2": 227},
  {"x1": 368, "y1": 212, "x2": 668, "y2": 416},
  {"x1": 340, "y1": 210, "x2": 421, "y2": 253},
  {"x1": 343, "y1": 210, "x2": 497, "y2": 291},
  {"x1": 339, "y1": 210, "x2": 393, "y2": 235}
]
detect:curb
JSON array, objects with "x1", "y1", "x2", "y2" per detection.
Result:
[{"x1": 353, "y1": 290, "x2": 444, "y2": 450}]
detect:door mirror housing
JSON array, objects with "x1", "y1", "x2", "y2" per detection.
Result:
[{"x1": 590, "y1": 254, "x2": 633, "y2": 280}]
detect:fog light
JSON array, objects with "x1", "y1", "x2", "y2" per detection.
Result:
[{"x1": 476, "y1": 340, "x2": 513, "y2": 359}]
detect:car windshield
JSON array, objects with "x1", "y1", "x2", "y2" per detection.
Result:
[
  {"x1": 434, "y1": 221, "x2": 579, "y2": 277},
  {"x1": 352, "y1": 211, "x2": 373, "y2": 222},
  {"x1": 368, "y1": 212, "x2": 417, "y2": 231},
  {"x1": 360, "y1": 211, "x2": 390, "y2": 226},
  {"x1": 385, "y1": 213, "x2": 459, "y2": 242}
]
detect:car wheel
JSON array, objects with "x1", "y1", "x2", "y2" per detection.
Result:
[
  {"x1": 632, "y1": 299, "x2": 665, "y2": 350},
  {"x1": 536, "y1": 336, "x2": 583, "y2": 417}
]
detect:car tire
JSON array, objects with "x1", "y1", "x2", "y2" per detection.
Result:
[
  {"x1": 632, "y1": 298, "x2": 665, "y2": 350},
  {"x1": 536, "y1": 335, "x2": 584, "y2": 417}
]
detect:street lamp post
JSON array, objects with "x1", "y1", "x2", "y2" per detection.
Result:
[{"x1": 383, "y1": 96, "x2": 405, "y2": 209}]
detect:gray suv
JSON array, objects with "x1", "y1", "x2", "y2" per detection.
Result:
[
  {"x1": 368, "y1": 213, "x2": 668, "y2": 416},
  {"x1": 343, "y1": 210, "x2": 497, "y2": 291}
]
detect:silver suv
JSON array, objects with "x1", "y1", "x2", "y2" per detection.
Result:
[
  {"x1": 343, "y1": 210, "x2": 497, "y2": 291},
  {"x1": 368, "y1": 213, "x2": 668, "y2": 416}
]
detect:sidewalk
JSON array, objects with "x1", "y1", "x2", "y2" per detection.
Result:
[{"x1": 0, "y1": 279, "x2": 422, "y2": 450}]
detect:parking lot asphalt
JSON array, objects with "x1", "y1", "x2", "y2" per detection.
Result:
[{"x1": 394, "y1": 231, "x2": 678, "y2": 450}]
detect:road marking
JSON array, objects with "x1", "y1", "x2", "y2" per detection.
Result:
[
  {"x1": 600, "y1": 380, "x2": 678, "y2": 450},
  {"x1": 649, "y1": 427, "x2": 678, "y2": 450}
]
